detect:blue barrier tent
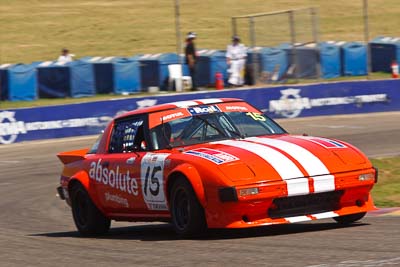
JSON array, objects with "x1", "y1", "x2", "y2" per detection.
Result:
[
  {"x1": 139, "y1": 53, "x2": 180, "y2": 90},
  {"x1": 370, "y1": 36, "x2": 400, "y2": 72},
  {"x1": 278, "y1": 43, "x2": 319, "y2": 78},
  {"x1": 0, "y1": 64, "x2": 13, "y2": 100},
  {"x1": 4, "y1": 63, "x2": 38, "y2": 101},
  {"x1": 342, "y1": 42, "x2": 367, "y2": 76},
  {"x1": 196, "y1": 49, "x2": 228, "y2": 87},
  {"x1": 81, "y1": 56, "x2": 114, "y2": 94},
  {"x1": 319, "y1": 42, "x2": 342, "y2": 79},
  {"x1": 81, "y1": 56, "x2": 141, "y2": 94},
  {"x1": 258, "y1": 47, "x2": 289, "y2": 81},
  {"x1": 114, "y1": 57, "x2": 141, "y2": 94},
  {"x1": 37, "y1": 60, "x2": 95, "y2": 98}
]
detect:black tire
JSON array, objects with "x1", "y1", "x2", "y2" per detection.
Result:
[
  {"x1": 333, "y1": 212, "x2": 367, "y2": 225},
  {"x1": 170, "y1": 177, "x2": 207, "y2": 237},
  {"x1": 70, "y1": 183, "x2": 111, "y2": 236}
]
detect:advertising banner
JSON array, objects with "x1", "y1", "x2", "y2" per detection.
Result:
[{"x1": 1, "y1": 79, "x2": 399, "y2": 144}]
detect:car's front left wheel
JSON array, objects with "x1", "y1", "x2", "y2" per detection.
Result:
[
  {"x1": 70, "y1": 183, "x2": 111, "y2": 236},
  {"x1": 333, "y1": 212, "x2": 366, "y2": 224},
  {"x1": 170, "y1": 177, "x2": 207, "y2": 237}
]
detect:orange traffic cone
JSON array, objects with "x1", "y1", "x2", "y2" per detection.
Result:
[
  {"x1": 215, "y1": 72, "x2": 224, "y2": 90},
  {"x1": 391, "y1": 60, "x2": 399, "y2": 78}
]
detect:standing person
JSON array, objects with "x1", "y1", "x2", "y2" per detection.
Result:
[
  {"x1": 226, "y1": 36, "x2": 247, "y2": 86},
  {"x1": 57, "y1": 48, "x2": 74, "y2": 63},
  {"x1": 185, "y1": 32, "x2": 197, "y2": 91}
]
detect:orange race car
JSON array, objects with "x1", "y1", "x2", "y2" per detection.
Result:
[{"x1": 57, "y1": 98, "x2": 377, "y2": 237}]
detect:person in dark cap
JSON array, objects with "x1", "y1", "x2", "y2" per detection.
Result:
[
  {"x1": 226, "y1": 36, "x2": 247, "y2": 86},
  {"x1": 57, "y1": 48, "x2": 74, "y2": 63},
  {"x1": 185, "y1": 32, "x2": 197, "y2": 91}
]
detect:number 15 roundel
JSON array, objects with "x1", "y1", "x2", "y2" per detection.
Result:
[{"x1": 140, "y1": 153, "x2": 170, "y2": 211}]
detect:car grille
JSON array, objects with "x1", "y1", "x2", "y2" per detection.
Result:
[{"x1": 268, "y1": 190, "x2": 343, "y2": 219}]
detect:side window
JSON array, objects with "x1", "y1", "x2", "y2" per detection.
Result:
[{"x1": 109, "y1": 117, "x2": 146, "y2": 153}]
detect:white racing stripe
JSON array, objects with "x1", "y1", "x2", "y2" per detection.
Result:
[
  {"x1": 311, "y1": 211, "x2": 339, "y2": 219},
  {"x1": 214, "y1": 140, "x2": 309, "y2": 196},
  {"x1": 197, "y1": 98, "x2": 223, "y2": 104},
  {"x1": 247, "y1": 137, "x2": 335, "y2": 193},
  {"x1": 169, "y1": 100, "x2": 199, "y2": 108},
  {"x1": 285, "y1": 215, "x2": 311, "y2": 223}
]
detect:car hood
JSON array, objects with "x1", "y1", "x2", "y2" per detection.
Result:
[{"x1": 180, "y1": 134, "x2": 371, "y2": 184}]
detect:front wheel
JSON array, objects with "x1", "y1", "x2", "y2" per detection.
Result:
[
  {"x1": 70, "y1": 183, "x2": 111, "y2": 236},
  {"x1": 333, "y1": 212, "x2": 366, "y2": 225},
  {"x1": 170, "y1": 177, "x2": 207, "y2": 237}
]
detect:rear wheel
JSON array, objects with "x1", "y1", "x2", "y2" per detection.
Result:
[
  {"x1": 170, "y1": 177, "x2": 207, "y2": 237},
  {"x1": 333, "y1": 212, "x2": 366, "y2": 225},
  {"x1": 70, "y1": 183, "x2": 111, "y2": 236}
]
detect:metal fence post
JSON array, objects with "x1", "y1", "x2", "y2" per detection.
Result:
[
  {"x1": 288, "y1": 10, "x2": 298, "y2": 81},
  {"x1": 363, "y1": 0, "x2": 371, "y2": 78},
  {"x1": 311, "y1": 7, "x2": 322, "y2": 79},
  {"x1": 249, "y1": 17, "x2": 258, "y2": 85}
]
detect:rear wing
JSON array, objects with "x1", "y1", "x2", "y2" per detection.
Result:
[{"x1": 57, "y1": 148, "x2": 89, "y2": 164}]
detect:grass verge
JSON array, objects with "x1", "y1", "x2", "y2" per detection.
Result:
[{"x1": 371, "y1": 157, "x2": 400, "y2": 207}]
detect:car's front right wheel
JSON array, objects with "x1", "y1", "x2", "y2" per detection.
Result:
[
  {"x1": 170, "y1": 177, "x2": 207, "y2": 237},
  {"x1": 70, "y1": 183, "x2": 111, "y2": 236}
]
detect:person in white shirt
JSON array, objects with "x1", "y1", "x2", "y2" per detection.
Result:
[
  {"x1": 57, "y1": 48, "x2": 74, "y2": 63},
  {"x1": 226, "y1": 36, "x2": 247, "y2": 86}
]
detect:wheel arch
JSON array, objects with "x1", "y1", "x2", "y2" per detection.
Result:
[
  {"x1": 167, "y1": 163, "x2": 207, "y2": 207},
  {"x1": 67, "y1": 171, "x2": 103, "y2": 213}
]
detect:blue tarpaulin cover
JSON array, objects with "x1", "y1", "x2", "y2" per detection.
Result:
[
  {"x1": 81, "y1": 56, "x2": 141, "y2": 94},
  {"x1": 37, "y1": 60, "x2": 95, "y2": 98},
  {"x1": 139, "y1": 53, "x2": 180, "y2": 90},
  {"x1": 342, "y1": 42, "x2": 367, "y2": 76},
  {"x1": 259, "y1": 47, "x2": 289, "y2": 80},
  {"x1": 6, "y1": 63, "x2": 37, "y2": 101},
  {"x1": 370, "y1": 36, "x2": 400, "y2": 72},
  {"x1": 196, "y1": 49, "x2": 228, "y2": 86},
  {"x1": 114, "y1": 57, "x2": 141, "y2": 94},
  {"x1": 278, "y1": 43, "x2": 319, "y2": 79},
  {"x1": 319, "y1": 42, "x2": 341, "y2": 79}
]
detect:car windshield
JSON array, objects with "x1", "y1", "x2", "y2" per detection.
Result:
[{"x1": 150, "y1": 109, "x2": 285, "y2": 149}]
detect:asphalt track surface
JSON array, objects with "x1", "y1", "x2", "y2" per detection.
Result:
[{"x1": 1, "y1": 112, "x2": 399, "y2": 267}]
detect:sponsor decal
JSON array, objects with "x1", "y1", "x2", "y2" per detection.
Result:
[
  {"x1": 299, "y1": 136, "x2": 347, "y2": 149},
  {"x1": 187, "y1": 105, "x2": 221, "y2": 115},
  {"x1": 269, "y1": 88, "x2": 389, "y2": 118},
  {"x1": 105, "y1": 192, "x2": 129, "y2": 208},
  {"x1": 141, "y1": 153, "x2": 170, "y2": 211},
  {"x1": 225, "y1": 106, "x2": 249, "y2": 111},
  {"x1": 184, "y1": 148, "x2": 239, "y2": 165},
  {"x1": 0, "y1": 111, "x2": 111, "y2": 144},
  {"x1": 89, "y1": 159, "x2": 139, "y2": 196},
  {"x1": 162, "y1": 112, "x2": 185, "y2": 121}
]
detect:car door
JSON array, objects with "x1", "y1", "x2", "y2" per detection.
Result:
[{"x1": 94, "y1": 115, "x2": 149, "y2": 213}]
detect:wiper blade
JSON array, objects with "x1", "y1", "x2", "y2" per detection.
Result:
[{"x1": 226, "y1": 128, "x2": 246, "y2": 139}]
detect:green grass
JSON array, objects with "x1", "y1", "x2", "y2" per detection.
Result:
[
  {"x1": 371, "y1": 157, "x2": 400, "y2": 207},
  {"x1": 0, "y1": 0, "x2": 399, "y2": 64}
]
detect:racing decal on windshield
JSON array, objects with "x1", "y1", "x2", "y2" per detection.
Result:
[
  {"x1": 187, "y1": 105, "x2": 221, "y2": 115},
  {"x1": 184, "y1": 148, "x2": 239, "y2": 165},
  {"x1": 141, "y1": 153, "x2": 170, "y2": 211}
]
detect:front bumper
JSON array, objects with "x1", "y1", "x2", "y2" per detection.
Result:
[{"x1": 206, "y1": 169, "x2": 377, "y2": 228}]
